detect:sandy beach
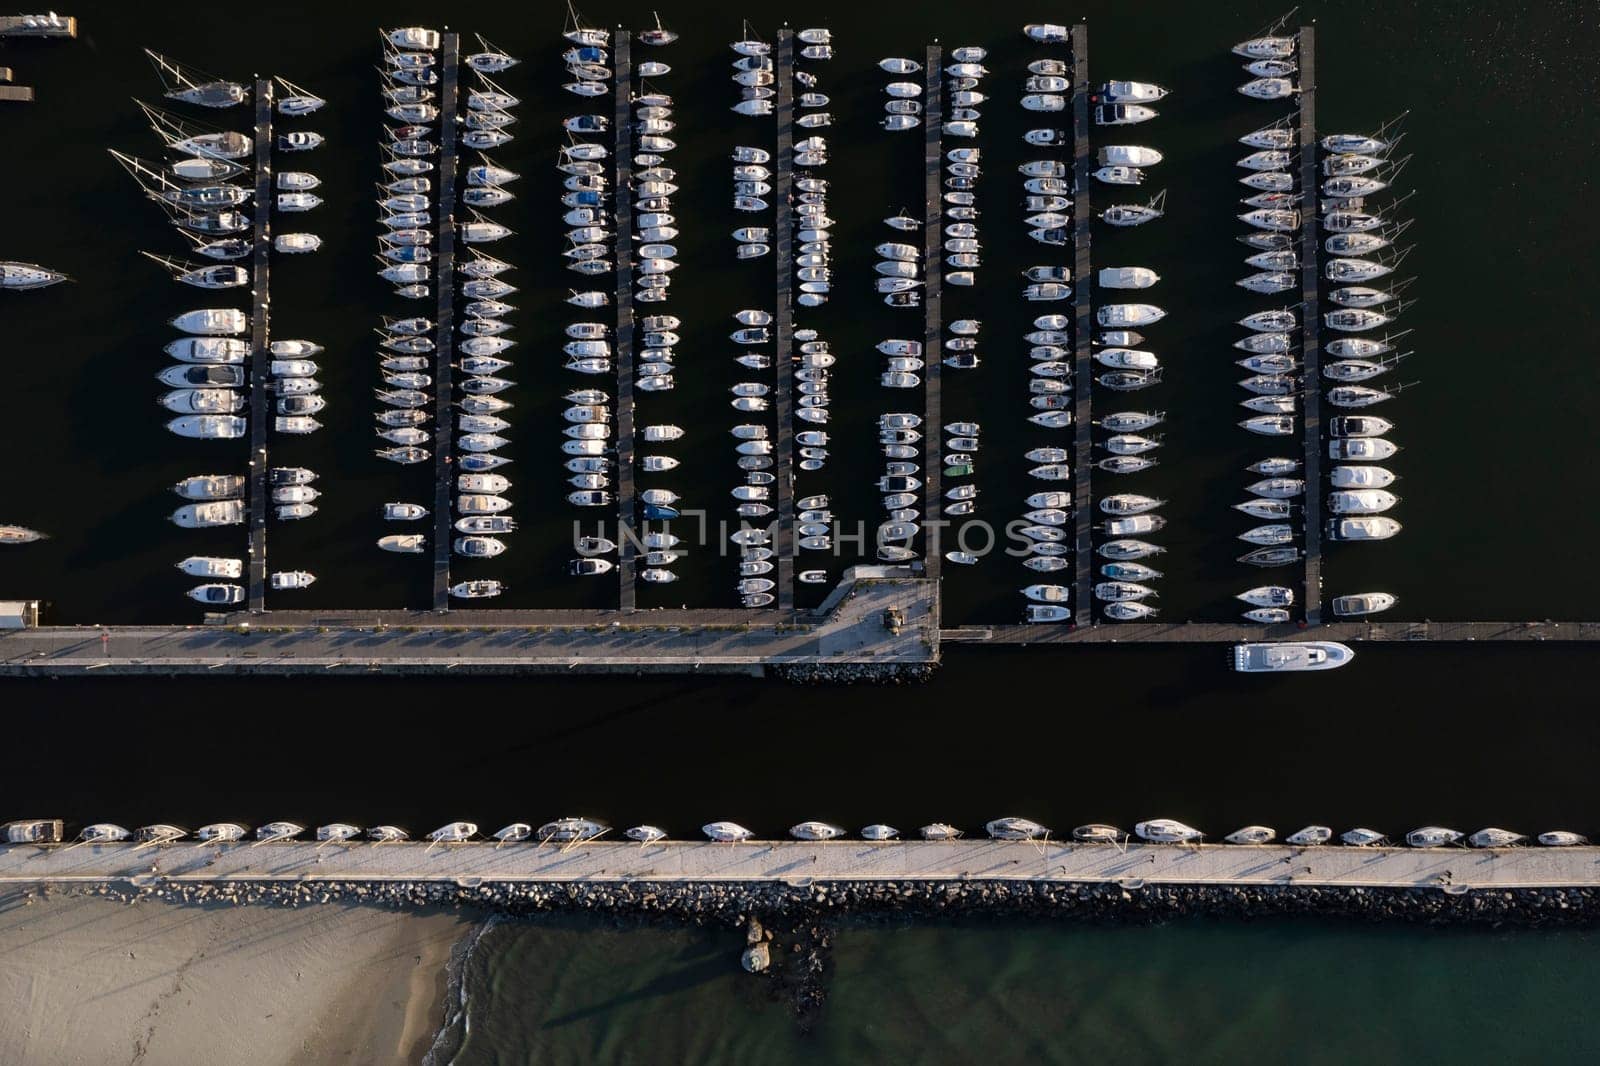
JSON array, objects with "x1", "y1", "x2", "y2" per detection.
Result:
[{"x1": 0, "y1": 890, "x2": 478, "y2": 1065}]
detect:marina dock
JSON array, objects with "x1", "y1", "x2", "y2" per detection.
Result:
[
  {"x1": 246, "y1": 79, "x2": 273, "y2": 613},
  {"x1": 5, "y1": 598, "x2": 1600, "y2": 675},
  {"x1": 613, "y1": 35, "x2": 637, "y2": 613},
  {"x1": 431, "y1": 33, "x2": 461, "y2": 612},
  {"x1": 7, "y1": 839, "x2": 1600, "y2": 892},
  {"x1": 0, "y1": 14, "x2": 75, "y2": 37},
  {"x1": 1297, "y1": 25, "x2": 1324, "y2": 624},
  {"x1": 920, "y1": 45, "x2": 942, "y2": 577},
  {"x1": 1071, "y1": 24, "x2": 1093, "y2": 617},
  {"x1": 772, "y1": 29, "x2": 795, "y2": 610}
]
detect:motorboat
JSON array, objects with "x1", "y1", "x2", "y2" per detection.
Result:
[
  {"x1": 1135, "y1": 819, "x2": 1202, "y2": 843},
  {"x1": 1328, "y1": 489, "x2": 1399, "y2": 515},
  {"x1": 1225, "y1": 826, "x2": 1276, "y2": 845},
  {"x1": 1097, "y1": 303, "x2": 1165, "y2": 328},
  {"x1": 187, "y1": 583, "x2": 243, "y2": 605},
  {"x1": 450, "y1": 580, "x2": 504, "y2": 599},
  {"x1": 1095, "y1": 104, "x2": 1157, "y2": 125},
  {"x1": 1327, "y1": 517, "x2": 1402, "y2": 541},
  {"x1": 378, "y1": 534, "x2": 426, "y2": 554},
  {"x1": 1231, "y1": 642, "x2": 1354, "y2": 672},
  {"x1": 1539, "y1": 831, "x2": 1588, "y2": 847},
  {"x1": 177, "y1": 556, "x2": 242, "y2": 578},
  {"x1": 270, "y1": 570, "x2": 316, "y2": 590},
  {"x1": 1406, "y1": 826, "x2": 1464, "y2": 848},
  {"x1": 173, "y1": 474, "x2": 245, "y2": 500},
  {"x1": 1341, "y1": 828, "x2": 1387, "y2": 847},
  {"x1": 985, "y1": 817, "x2": 1048, "y2": 841},
  {"x1": 1099, "y1": 79, "x2": 1167, "y2": 104},
  {"x1": 703, "y1": 821, "x2": 753, "y2": 842},
  {"x1": 1332, "y1": 592, "x2": 1396, "y2": 617}
]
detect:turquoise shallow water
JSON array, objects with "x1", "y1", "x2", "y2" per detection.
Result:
[{"x1": 453, "y1": 918, "x2": 1600, "y2": 1065}]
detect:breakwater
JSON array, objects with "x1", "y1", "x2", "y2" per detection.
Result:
[{"x1": 10, "y1": 840, "x2": 1600, "y2": 890}]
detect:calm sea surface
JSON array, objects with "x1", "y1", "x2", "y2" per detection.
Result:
[{"x1": 3, "y1": 1, "x2": 1599, "y2": 1061}]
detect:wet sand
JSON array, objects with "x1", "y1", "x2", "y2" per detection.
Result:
[{"x1": 0, "y1": 891, "x2": 476, "y2": 1065}]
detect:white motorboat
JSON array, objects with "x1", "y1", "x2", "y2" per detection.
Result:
[
  {"x1": 1097, "y1": 303, "x2": 1165, "y2": 328},
  {"x1": 177, "y1": 556, "x2": 243, "y2": 579},
  {"x1": 187, "y1": 583, "x2": 243, "y2": 605},
  {"x1": 1328, "y1": 489, "x2": 1398, "y2": 515},
  {"x1": 703, "y1": 821, "x2": 753, "y2": 842},
  {"x1": 1327, "y1": 516, "x2": 1402, "y2": 541},
  {"x1": 1098, "y1": 266, "x2": 1159, "y2": 289},
  {"x1": 270, "y1": 570, "x2": 316, "y2": 590},
  {"x1": 1539, "y1": 832, "x2": 1588, "y2": 847},
  {"x1": 1231, "y1": 642, "x2": 1354, "y2": 672},
  {"x1": 379, "y1": 534, "x2": 426, "y2": 553},
  {"x1": 1135, "y1": 819, "x2": 1202, "y2": 843},
  {"x1": 1022, "y1": 583, "x2": 1069, "y2": 604},
  {"x1": 1225, "y1": 826, "x2": 1276, "y2": 845},
  {"x1": 1099, "y1": 79, "x2": 1167, "y2": 104},
  {"x1": 1468, "y1": 828, "x2": 1526, "y2": 848},
  {"x1": 790, "y1": 821, "x2": 845, "y2": 841},
  {"x1": 985, "y1": 817, "x2": 1048, "y2": 840},
  {"x1": 451, "y1": 580, "x2": 505, "y2": 599},
  {"x1": 1286, "y1": 826, "x2": 1333, "y2": 846},
  {"x1": 1331, "y1": 592, "x2": 1396, "y2": 617},
  {"x1": 1341, "y1": 828, "x2": 1387, "y2": 846},
  {"x1": 1406, "y1": 826, "x2": 1463, "y2": 848}
]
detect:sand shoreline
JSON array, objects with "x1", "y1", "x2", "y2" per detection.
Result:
[{"x1": 0, "y1": 889, "x2": 480, "y2": 1065}]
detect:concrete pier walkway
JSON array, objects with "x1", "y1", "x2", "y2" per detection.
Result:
[
  {"x1": 613, "y1": 35, "x2": 637, "y2": 612},
  {"x1": 0, "y1": 573, "x2": 937, "y2": 675},
  {"x1": 431, "y1": 33, "x2": 460, "y2": 612},
  {"x1": 920, "y1": 45, "x2": 943, "y2": 576},
  {"x1": 1070, "y1": 25, "x2": 1093, "y2": 618},
  {"x1": 247, "y1": 79, "x2": 274, "y2": 613},
  {"x1": 1297, "y1": 25, "x2": 1324, "y2": 624},
  {"x1": 772, "y1": 29, "x2": 796, "y2": 610},
  {"x1": 4, "y1": 840, "x2": 1598, "y2": 891}
]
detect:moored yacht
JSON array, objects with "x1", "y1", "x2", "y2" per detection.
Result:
[
  {"x1": 1135, "y1": 819, "x2": 1202, "y2": 843},
  {"x1": 1232, "y1": 642, "x2": 1354, "y2": 672}
]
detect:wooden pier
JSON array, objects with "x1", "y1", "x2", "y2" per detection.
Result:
[
  {"x1": 431, "y1": 33, "x2": 460, "y2": 612},
  {"x1": 1071, "y1": 24, "x2": 1093, "y2": 618},
  {"x1": 920, "y1": 45, "x2": 943, "y2": 580},
  {"x1": 0, "y1": 14, "x2": 75, "y2": 37},
  {"x1": 246, "y1": 79, "x2": 273, "y2": 614},
  {"x1": 1297, "y1": 25, "x2": 1323, "y2": 624},
  {"x1": 772, "y1": 29, "x2": 795, "y2": 610},
  {"x1": 11, "y1": 838, "x2": 1600, "y2": 892},
  {"x1": 613, "y1": 35, "x2": 637, "y2": 613}
]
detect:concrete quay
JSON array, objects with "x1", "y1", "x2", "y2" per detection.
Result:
[
  {"x1": 0, "y1": 574, "x2": 938, "y2": 676},
  {"x1": 4, "y1": 840, "x2": 1600, "y2": 892}
]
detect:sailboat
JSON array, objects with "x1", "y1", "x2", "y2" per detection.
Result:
[
  {"x1": 146, "y1": 50, "x2": 247, "y2": 109},
  {"x1": 275, "y1": 76, "x2": 326, "y2": 117},
  {"x1": 0, "y1": 261, "x2": 69, "y2": 290},
  {"x1": 138, "y1": 101, "x2": 251, "y2": 160},
  {"x1": 141, "y1": 252, "x2": 247, "y2": 289}
]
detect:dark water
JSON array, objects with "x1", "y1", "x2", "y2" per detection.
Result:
[
  {"x1": 4, "y1": 2, "x2": 1600, "y2": 1061},
  {"x1": 453, "y1": 918, "x2": 1600, "y2": 1065}
]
